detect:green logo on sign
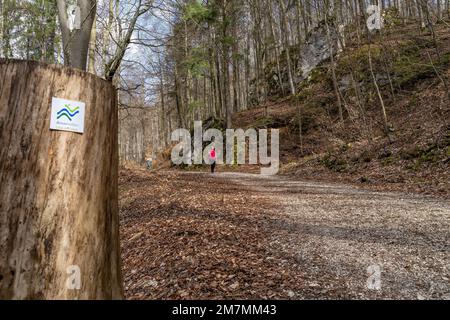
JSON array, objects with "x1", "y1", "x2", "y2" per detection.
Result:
[{"x1": 57, "y1": 104, "x2": 80, "y2": 121}]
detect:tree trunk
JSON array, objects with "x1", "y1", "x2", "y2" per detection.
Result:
[
  {"x1": 324, "y1": 9, "x2": 344, "y2": 122},
  {"x1": 367, "y1": 43, "x2": 390, "y2": 138},
  {"x1": 88, "y1": 15, "x2": 97, "y2": 74},
  {"x1": 267, "y1": 5, "x2": 285, "y2": 96},
  {"x1": 0, "y1": 59, "x2": 123, "y2": 299},
  {"x1": 278, "y1": 0, "x2": 296, "y2": 96},
  {"x1": 57, "y1": 0, "x2": 96, "y2": 71},
  {"x1": 1, "y1": 0, "x2": 12, "y2": 59}
]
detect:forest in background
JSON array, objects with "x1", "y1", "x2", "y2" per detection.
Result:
[{"x1": 1, "y1": 0, "x2": 449, "y2": 184}]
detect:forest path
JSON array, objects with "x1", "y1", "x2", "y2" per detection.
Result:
[{"x1": 119, "y1": 170, "x2": 450, "y2": 299}]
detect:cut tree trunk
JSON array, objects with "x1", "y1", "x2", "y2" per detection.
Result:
[{"x1": 0, "y1": 59, "x2": 123, "y2": 299}]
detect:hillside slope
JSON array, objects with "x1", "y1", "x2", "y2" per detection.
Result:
[{"x1": 233, "y1": 23, "x2": 450, "y2": 197}]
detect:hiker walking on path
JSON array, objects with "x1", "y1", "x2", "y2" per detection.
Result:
[{"x1": 209, "y1": 147, "x2": 217, "y2": 173}]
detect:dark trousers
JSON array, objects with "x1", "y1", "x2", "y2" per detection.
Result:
[{"x1": 211, "y1": 161, "x2": 216, "y2": 173}]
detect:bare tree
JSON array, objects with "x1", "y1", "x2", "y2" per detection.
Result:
[
  {"x1": 104, "y1": 0, "x2": 153, "y2": 81},
  {"x1": 56, "y1": 0, "x2": 96, "y2": 70}
]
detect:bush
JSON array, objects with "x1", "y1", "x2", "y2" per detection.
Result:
[{"x1": 320, "y1": 154, "x2": 348, "y2": 172}]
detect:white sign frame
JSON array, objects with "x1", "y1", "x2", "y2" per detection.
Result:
[{"x1": 50, "y1": 97, "x2": 85, "y2": 134}]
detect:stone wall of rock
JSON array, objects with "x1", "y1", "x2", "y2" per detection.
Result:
[{"x1": 249, "y1": 21, "x2": 340, "y2": 105}]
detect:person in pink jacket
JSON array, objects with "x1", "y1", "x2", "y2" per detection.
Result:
[{"x1": 209, "y1": 147, "x2": 217, "y2": 173}]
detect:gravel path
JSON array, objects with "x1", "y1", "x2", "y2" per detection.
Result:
[
  {"x1": 213, "y1": 172, "x2": 450, "y2": 299},
  {"x1": 120, "y1": 170, "x2": 450, "y2": 299}
]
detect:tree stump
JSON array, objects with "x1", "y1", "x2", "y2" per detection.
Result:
[{"x1": 0, "y1": 59, "x2": 123, "y2": 299}]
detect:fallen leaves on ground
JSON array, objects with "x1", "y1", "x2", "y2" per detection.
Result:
[{"x1": 119, "y1": 169, "x2": 304, "y2": 300}]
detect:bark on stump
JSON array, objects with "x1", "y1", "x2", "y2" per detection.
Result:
[{"x1": 0, "y1": 59, "x2": 123, "y2": 299}]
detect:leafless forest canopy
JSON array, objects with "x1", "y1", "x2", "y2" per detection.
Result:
[{"x1": 1, "y1": 0, "x2": 449, "y2": 165}]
